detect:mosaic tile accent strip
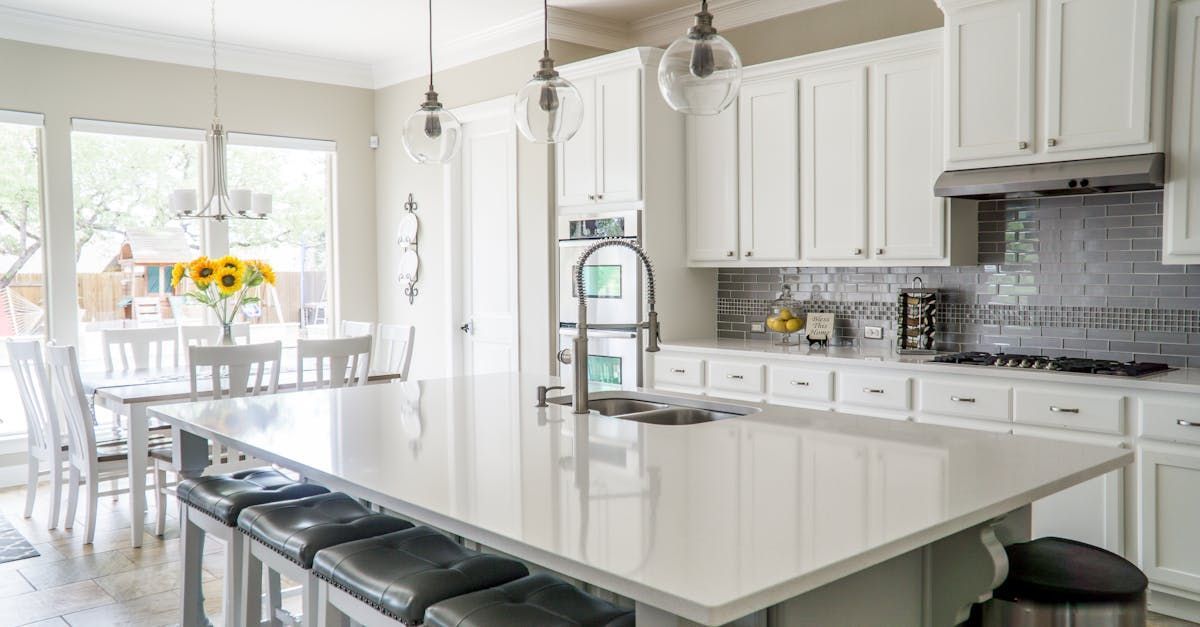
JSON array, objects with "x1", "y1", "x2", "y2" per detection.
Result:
[{"x1": 716, "y1": 191, "x2": 1200, "y2": 366}]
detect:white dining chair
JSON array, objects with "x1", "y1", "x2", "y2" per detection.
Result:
[
  {"x1": 101, "y1": 326, "x2": 180, "y2": 372},
  {"x1": 376, "y1": 323, "x2": 415, "y2": 380},
  {"x1": 6, "y1": 339, "x2": 66, "y2": 529},
  {"x1": 179, "y1": 323, "x2": 251, "y2": 347},
  {"x1": 45, "y1": 344, "x2": 170, "y2": 544},
  {"x1": 339, "y1": 320, "x2": 375, "y2": 339},
  {"x1": 296, "y1": 336, "x2": 372, "y2": 390}
]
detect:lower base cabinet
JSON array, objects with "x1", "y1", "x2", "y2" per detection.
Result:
[{"x1": 1140, "y1": 444, "x2": 1200, "y2": 597}]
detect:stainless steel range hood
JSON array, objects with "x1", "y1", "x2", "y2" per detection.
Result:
[{"x1": 934, "y1": 153, "x2": 1165, "y2": 200}]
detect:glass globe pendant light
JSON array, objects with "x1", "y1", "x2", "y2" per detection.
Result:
[
  {"x1": 514, "y1": 0, "x2": 584, "y2": 144},
  {"x1": 402, "y1": 0, "x2": 461, "y2": 164},
  {"x1": 657, "y1": 0, "x2": 743, "y2": 116}
]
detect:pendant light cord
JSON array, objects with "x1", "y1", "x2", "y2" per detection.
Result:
[
  {"x1": 427, "y1": 0, "x2": 435, "y2": 92},
  {"x1": 210, "y1": 0, "x2": 219, "y2": 121},
  {"x1": 543, "y1": 0, "x2": 549, "y2": 58}
]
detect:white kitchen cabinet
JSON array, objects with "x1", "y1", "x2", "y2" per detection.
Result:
[
  {"x1": 738, "y1": 79, "x2": 801, "y2": 263},
  {"x1": 1140, "y1": 443, "x2": 1200, "y2": 595},
  {"x1": 685, "y1": 104, "x2": 740, "y2": 263},
  {"x1": 801, "y1": 67, "x2": 869, "y2": 262},
  {"x1": 871, "y1": 53, "x2": 947, "y2": 261},
  {"x1": 1043, "y1": 0, "x2": 1154, "y2": 153},
  {"x1": 1165, "y1": 0, "x2": 1200, "y2": 263},
  {"x1": 943, "y1": 0, "x2": 1036, "y2": 162},
  {"x1": 555, "y1": 68, "x2": 642, "y2": 210}
]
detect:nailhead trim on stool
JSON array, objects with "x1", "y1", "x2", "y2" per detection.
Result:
[
  {"x1": 312, "y1": 526, "x2": 530, "y2": 625},
  {"x1": 177, "y1": 467, "x2": 329, "y2": 525},
  {"x1": 424, "y1": 573, "x2": 635, "y2": 627}
]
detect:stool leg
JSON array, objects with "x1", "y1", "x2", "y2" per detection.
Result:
[
  {"x1": 268, "y1": 569, "x2": 283, "y2": 627},
  {"x1": 180, "y1": 509, "x2": 207, "y2": 627},
  {"x1": 302, "y1": 571, "x2": 319, "y2": 626},
  {"x1": 316, "y1": 582, "x2": 350, "y2": 627},
  {"x1": 242, "y1": 539, "x2": 264, "y2": 626},
  {"x1": 224, "y1": 530, "x2": 245, "y2": 627}
]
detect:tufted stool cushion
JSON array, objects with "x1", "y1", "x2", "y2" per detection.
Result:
[
  {"x1": 424, "y1": 573, "x2": 634, "y2": 627},
  {"x1": 312, "y1": 526, "x2": 529, "y2": 625},
  {"x1": 177, "y1": 467, "x2": 329, "y2": 526},
  {"x1": 238, "y1": 492, "x2": 413, "y2": 568}
]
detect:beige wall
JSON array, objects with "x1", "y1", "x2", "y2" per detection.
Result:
[
  {"x1": 375, "y1": 41, "x2": 606, "y2": 380},
  {"x1": 723, "y1": 0, "x2": 943, "y2": 65},
  {"x1": 0, "y1": 38, "x2": 377, "y2": 342}
]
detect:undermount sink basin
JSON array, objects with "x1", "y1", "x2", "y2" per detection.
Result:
[{"x1": 547, "y1": 391, "x2": 758, "y2": 426}]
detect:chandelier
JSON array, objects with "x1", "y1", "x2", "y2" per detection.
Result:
[{"x1": 172, "y1": 0, "x2": 271, "y2": 220}]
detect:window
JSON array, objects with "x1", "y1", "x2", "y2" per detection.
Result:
[
  {"x1": 70, "y1": 120, "x2": 204, "y2": 367},
  {"x1": 227, "y1": 135, "x2": 334, "y2": 343},
  {"x1": 0, "y1": 112, "x2": 47, "y2": 436}
]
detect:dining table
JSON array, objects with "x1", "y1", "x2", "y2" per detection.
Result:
[{"x1": 81, "y1": 365, "x2": 406, "y2": 548}]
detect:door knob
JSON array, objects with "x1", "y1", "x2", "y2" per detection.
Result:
[{"x1": 460, "y1": 322, "x2": 472, "y2": 334}]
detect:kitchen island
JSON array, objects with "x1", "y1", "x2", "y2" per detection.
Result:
[{"x1": 150, "y1": 373, "x2": 1131, "y2": 626}]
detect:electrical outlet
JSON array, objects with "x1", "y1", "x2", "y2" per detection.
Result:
[
  {"x1": 864, "y1": 326, "x2": 884, "y2": 340},
  {"x1": 750, "y1": 322, "x2": 765, "y2": 333}
]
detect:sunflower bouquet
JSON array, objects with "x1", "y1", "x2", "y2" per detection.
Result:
[{"x1": 171, "y1": 255, "x2": 276, "y2": 342}]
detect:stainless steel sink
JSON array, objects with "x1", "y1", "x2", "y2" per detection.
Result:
[{"x1": 547, "y1": 391, "x2": 757, "y2": 425}]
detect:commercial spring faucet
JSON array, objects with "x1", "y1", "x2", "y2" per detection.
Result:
[{"x1": 561, "y1": 238, "x2": 660, "y2": 415}]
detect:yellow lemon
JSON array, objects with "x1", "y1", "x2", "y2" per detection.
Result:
[
  {"x1": 778, "y1": 308, "x2": 793, "y2": 321},
  {"x1": 766, "y1": 318, "x2": 785, "y2": 333},
  {"x1": 785, "y1": 318, "x2": 803, "y2": 333}
]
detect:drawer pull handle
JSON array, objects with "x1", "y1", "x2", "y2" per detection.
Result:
[
  {"x1": 1050, "y1": 406, "x2": 1080, "y2": 414},
  {"x1": 790, "y1": 380, "x2": 810, "y2": 387},
  {"x1": 1178, "y1": 419, "x2": 1200, "y2": 427},
  {"x1": 670, "y1": 368, "x2": 687, "y2": 374},
  {"x1": 864, "y1": 388, "x2": 885, "y2": 394},
  {"x1": 951, "y1": 396, "x2": 976, "y2": 403},
  {"x1": 727, "y1": 374, "x2": 745, "y2": 380}
]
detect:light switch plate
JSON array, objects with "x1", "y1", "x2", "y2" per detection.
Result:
[
  {"x1": 750, "y1": 322, "x2": 764, "y2": 333},
  {"x1": 864, "y1": 326, "x2": 883, "y2": 340}
]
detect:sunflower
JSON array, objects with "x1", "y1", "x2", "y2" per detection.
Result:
[
  {"x1": 252, "y1": 260, "x2": 276, "y2": 285},
  {"x1": 189, "y1": 257, "x2": 219, "y2": 288},
  {"x1": 170, "y1": 262, "x2": 186, "y2": 289},
  {"x1": 215, "y1": 266, "x2": 245, "y2": 296},
  {"x1": 215, "y1": 255, "x2": 247, "y2": 276}
]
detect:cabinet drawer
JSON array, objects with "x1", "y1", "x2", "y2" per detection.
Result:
[
  {"x1": 653, "y1": 355, "x2": 705, "y2": 389},
  {"x1": 769, "y1": 365, "x2": 834, "y2": 403},
  {"x1": 839, "y1": 372, "x2": 911, "y2": 411},
  {"x1": 920, "y1": 380, "x2": 1011, "y2": 423},
  {"x1": 708, "y1": 361, "x2": 764, "y2": 394},
  {"x1": 1141, "y1": 399, "x2": 1200, "y2": 446},
  {"x1": 1013, "y1": 388, "x2": 1124, "y2": 435}
]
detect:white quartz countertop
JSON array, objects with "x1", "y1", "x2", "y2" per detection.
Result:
[
  {"x1": 661, "y1": 338, "x2": 1200, "y2": 393},
  {"x1": 149, "y1": 373, "x2": 1130, "y2": 624}
]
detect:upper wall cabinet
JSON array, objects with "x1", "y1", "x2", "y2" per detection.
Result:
[
  {"x1": 686, "y1": 105, "x2": 740, "y2": 262},
  {"x1": 739, "y1": 79, "x2": 802, "y2": 263},
  {"x1": 557, "y1": 67, "x2": 643, "y2": 210},
  {"x1": 1165, "y1": 0, "x2": 1200, "y2": 263},
  {"x1": 939, "y1": 0, "x2": 1164, "y2": 170},
  {"x1": 801, "y1": 67, "x2": 869, "y2": 262}
]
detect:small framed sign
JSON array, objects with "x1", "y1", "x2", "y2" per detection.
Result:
[{"x1": 805, "y1": 313, "x2": 835, "y2": 347}]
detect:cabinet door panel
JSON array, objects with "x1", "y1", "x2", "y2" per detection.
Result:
[
  {"x1": 1140, "y1": 446, "x2": 1200, "y2": 592},
  {"x1": 738, "y1": 80, "x2": 800, "y2": 262},
  {"x1": 802, "y1": 67, "x2": 868, "y2": 261},
  {"x1": 1043, "y1": 0, "x2": 1154, "y2": 152},
  {"x1": 596, "y1": 69, "x2": 642, "y2": 204},
  {"x1": 556, "y1": 77, "x2": 597, "y2": 207},
  {"x1": 1166, "y1": 1, "x2": 1200, "y2": 259},
  {"x1": 945, "y1": 0, "x2": 1036, "y2": 162},
  {"x1": 871, "y1": 54, "x2": 946, "y2": 260},
  {"x1": 686, "y1": 105, "x2": 739, "y2": 262}
]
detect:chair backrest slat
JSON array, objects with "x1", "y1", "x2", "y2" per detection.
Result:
[
  {"x1": 376, "y1": 324, "x2": 415, "y2": 380},
  {"x1": 187, "y1": 342, "x2": 282, "y2": 400},
  {"x1": 101, "y1": 326, "x2": 179, "y2": 372},
  {"x1": 296, "y1": 336, "x2": 372, "y2": 390},
  {"x1": 6, "y1": 339, "x2": 60, "y2": 457},
  {"x1": 45, "y1": 344, "x2": 97, "y2": 473},
  {"x1": 339, "y1": 320, "x2": 375, "y2": 339},
  {"x1": 179, "y1": 323, "x2": 251, "y2": 348}
]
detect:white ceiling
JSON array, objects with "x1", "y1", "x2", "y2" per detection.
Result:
[{"x1": 0, "y1": 0, "x2": 826, "y2": 88}]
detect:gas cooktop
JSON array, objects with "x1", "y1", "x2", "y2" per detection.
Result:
[{"x1": 931, "y1": 352, "x2": 1173, "y2": 378}]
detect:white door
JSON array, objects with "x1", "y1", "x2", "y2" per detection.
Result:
[
  {"x1": 802, "y1": 66, "x2": 868, "y2": 262},
  {"x1": 556, "y1": 76, "x2": 597, "y2": 208},
  {"x1": 945, "y1": 0, "x2": 1036, "y2": 163},
  {"x1": 686, "y1": 103, "x2": 739, "y2": 262},
  {"x1": 456, "y1": 104, "x2": 519, "y2": 376},
  {"x1": 738, "y1": 79, "x2": 800, "y2": 263},
  {"x1": 595, "y1": 68, "x2": 642, "y2": 205},
  {"x1": 871, "y1": 53, "x2": 946, "y2": 261},
  {"x1": 1043, "y1": 0, "x2": 1154, "y2": 153},
  {"x1": 1165, "y1": 0, "x2": 1200, "y2": 260},
  {"x1": 1140, "y1": 444, "x2": 1200, "y2": 593}
]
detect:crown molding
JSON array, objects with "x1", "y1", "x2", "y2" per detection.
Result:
[
  {"x1": 0, "y1": 5, "x2": 376, "y2": 88},
  {"x1": 631, "y1": 0, "x2": 843, "y2": 46}
]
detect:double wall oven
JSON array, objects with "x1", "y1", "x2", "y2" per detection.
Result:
[{"x1": 557, "y1": 210, "x2": 643, "y2": 390}]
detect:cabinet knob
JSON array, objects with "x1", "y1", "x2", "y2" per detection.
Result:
[
  {"x1": 745, "y1": 251, "x2": 753, "y2": 257},
  {"x1": 1047, "y1": 138, "x2": 1058, "y2": 147},
  {"x1": 1018, "y1": 141, "x2": 1029, "y2": 150},
  {"x1": 852, "y1": 248, "x2": 863, "y2": 256},
  {"x1": 876, "y1": 248, "x2": 884, "y2": 255},
  {"x1": 726, "y1": 251, "x2": 735, "y2": 257},
  {"x1": 587, "y1": 194, "x2": 596, "y2": 200},
  {"x1": 596, "y1": 194, "x2": 604, "y2": 200}
]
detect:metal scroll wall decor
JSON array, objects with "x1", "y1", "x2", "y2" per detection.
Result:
[{"x1": 398, "y1": 193, "x2": 421, "y2": 304}]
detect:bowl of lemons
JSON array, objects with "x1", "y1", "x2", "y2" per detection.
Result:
[{"x1": 766, "y1": 285, "x2": 805, "y2": 346}]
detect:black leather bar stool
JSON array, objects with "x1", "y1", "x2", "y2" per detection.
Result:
[
  {"x1": 311, "y1": 525, "x2": 530, "y2": 625},
  {"x1": 237, "y1": 492, "x2": 413, "y2": 626},
  {"x1": 978, "y1": 537, "x2": 1148, "y2": 626},
  {"x1": 424, "y1": 573, "x2": 635, "y2": 627},
  {"x1": 176, "y1": 467, "x2": 329, "y2": 627}
]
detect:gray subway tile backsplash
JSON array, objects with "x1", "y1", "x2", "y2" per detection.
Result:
[{"x1": 715, "y1": 191, "x2": 1200, "y2": 361}]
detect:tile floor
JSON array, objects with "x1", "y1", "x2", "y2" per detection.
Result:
[{"x1": 0, "y1": 482, "x2": 1190, "y2": 626}]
